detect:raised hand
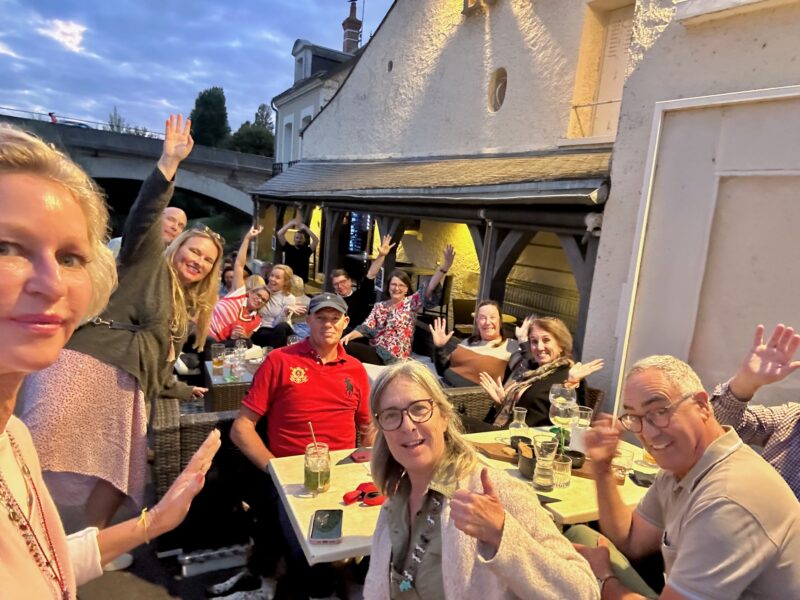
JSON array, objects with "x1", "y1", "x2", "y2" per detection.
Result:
[
  {"x1": 730, "y1": 324, "x2": 800, "y2": 399},
  {"x1": 377, "y1": 234, "x2": 396, "y2": 257},
  {"x1": 479, "y1": 371, "x2": 506, "y2": 405},
  {"x1": 151, "y1": 429, "x2": 221, "y2": 537},
  {"x1": 516, "y1": 315, "x2": 534, "y2": 342},
  {"x1": 441, "y1": 244, "x2": 456, "y2": 270},
  {"x1": 245, "y1": 225, "x2": 264, "y2": 240},
  {"x1": 449, "y1": 468, "x2": 505, "y2": 553},
  {"x1": 583, "y1": 414, "x2": 621, "y2": 475},
  {"x1": 428, "y1": 317, "x2": 454, "y2": 348},
  {"x1": 568, "y1": 358, "x2": 605, "y2": 383},
  {"x1": 158, "y1": 114, "x2": 194, "y2": 179}
]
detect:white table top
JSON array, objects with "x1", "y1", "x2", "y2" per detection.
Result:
[
  {"x1": 467, "y1": 429, "x2": 658, "y2": 526},
  {"x1": 268, "y1": 448, "x2": 381, "y2": 565},
  {"x1": 268, "y1": 430, "x2": 659, "y2": 564}
]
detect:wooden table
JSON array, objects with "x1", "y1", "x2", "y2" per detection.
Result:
[
  {"x1": 268, "y1": 448, "x2": 380, "y2": 565},
  {"x1": 466, "y1": 429, "x2": 658, "y2": 526},
  {"x1": 203, "y1": 361, "x2": 254, "y2": 412}
]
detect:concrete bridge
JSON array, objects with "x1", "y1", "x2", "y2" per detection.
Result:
[{"x1": 0, "y1": 114, "x2": 272, "y2": 214}]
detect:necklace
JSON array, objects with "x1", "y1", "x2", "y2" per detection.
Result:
[
  {"x1": 391, "y1": 494, "x2": 443, "y2": 593},
  {"x1": 0, "y1": 432, "x2": 69, "y2": 600}
]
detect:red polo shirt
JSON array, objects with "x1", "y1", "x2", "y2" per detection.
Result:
[{"x1": 242, "y1": 339, "x2": 371, "y2": 457}]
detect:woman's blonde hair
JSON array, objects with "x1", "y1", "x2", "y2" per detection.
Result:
[
  {"x1": 245, "y1": 274, "x2": 267, "y2": 291},
  {"x1": 290, "y1": 274, "x2": 306, "y2": 297},
  {"x1": 369, "y1": 360, "x2": 478, "y2": 498},
  {"x1": 164, "y1": 229, "x2": 224, "y2": 350},
  {"x1": 0, "y1": 125, "x2": 116, "y2": 318},
  {"x1": 269, "y1": 264, "x2": 294, "y2": 294}
]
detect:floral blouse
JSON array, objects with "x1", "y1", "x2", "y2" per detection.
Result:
[{"x1": 355, "y1": 290, "x2": 425, "y2": 363}]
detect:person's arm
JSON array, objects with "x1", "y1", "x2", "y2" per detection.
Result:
[
  {"x1": 89, "y1": 430, "x2": 220, "y2": 567},
  {"x1": 298, "y1": 222, "x2": 319, "y2": 251},
  {"x1": 423, "y1": 244, "x2": 455, "y2": 302},
  {"x1": 584, "y1": 419, "x2": 663, "y2": 561},
  {"x1": 276, "y1": 217, "x2": 297, "y2": 247},
  {"x1": 232, "y1": 226, "x2": 263, "y2": 291},
  {"x1": 365, "y1": 234, "x2": 396, "y2": 280},
  {"x1": 343, "y1": 302, "x2": 381, "y2": 343},
  {"x1": 119, "y1": 115, "x2": 192, "y2": 264},
  {"x1": 231, "y1": 406, "x2": 276, "y2": 470},
  {"x1": 566, "y1": 359, "x2": 605, "y2": 389},
  {"x1": 727, "y1": 323, "x2": 800, "y2": 400},
  {"x1": 712, "y1": 382, "x2": 794, "y2": 447}
]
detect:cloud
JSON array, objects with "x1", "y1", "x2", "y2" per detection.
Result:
[
  {"x1": 35, "y1": 18, "x2": 98, "y2": 57},
  {"x1": 0, "y1": 41, "x2": 21, "y2": 58}
]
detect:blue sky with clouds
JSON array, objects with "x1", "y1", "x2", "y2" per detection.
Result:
[{"x1": 0, "y1": 0, "x2": 394, "y2": 133}]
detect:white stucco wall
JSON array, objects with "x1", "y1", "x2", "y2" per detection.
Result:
[
  {"x1": 302, "y1": 0, "x2": 587, "y2": 159},
  {"x1": 583, "y1": 0, "x2": 800, "y2": 395}
]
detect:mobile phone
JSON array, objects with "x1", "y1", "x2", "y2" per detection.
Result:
[{"x1": 309, "y1": 509, "x2": 343, "y2": 544}]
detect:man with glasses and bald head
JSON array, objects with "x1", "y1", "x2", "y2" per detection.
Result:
[{"x1": 570, "y1": 355, "x2": 800, "y2": 600}]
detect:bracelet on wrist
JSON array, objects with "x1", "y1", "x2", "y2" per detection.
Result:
[
  {"x1": 438, "y1": 268, "x2": 448, "y2": 274},
  {"x1": 598, "y1": 574, "x2": 619, "y2": 596}
]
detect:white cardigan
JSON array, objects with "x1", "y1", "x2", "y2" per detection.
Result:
[{"x1": 364, "y1": 466, "x2": 600, "y2": 600}]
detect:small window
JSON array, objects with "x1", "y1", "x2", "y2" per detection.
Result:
[
  {"x1": 488, "y1": 68, "x2": 507, "y2": 112},
  {"x1": 387, "y1": 60, "x2": 393, "y2": 73}
]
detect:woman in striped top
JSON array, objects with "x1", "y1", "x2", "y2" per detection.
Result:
[{"x1": 208, "y1": 275, "x2": 270, "y2": 344}]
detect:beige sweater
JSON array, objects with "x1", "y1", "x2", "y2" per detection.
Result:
[{"x1": 364, "y1": 466, "x2": 600, "y2": 600}]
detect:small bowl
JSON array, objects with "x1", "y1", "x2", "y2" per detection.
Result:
[
  {"x1": 564, "y1": 449, "x2": 586, "y2": 469},
  {"x1": 510, "y1": 435, "x2": 532, "y2": 452}
]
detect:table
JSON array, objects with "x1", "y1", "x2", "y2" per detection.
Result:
[
  {"x1": 466, "y1": 430, "x2": 658, "y2": 526},
  {"x1": 268, "y1": 431, "x2": 658, "y2": 564},
  {"x1": 268, "y1": 448, "x2": 380, "y2": 565},
  {"x1": 203, "y1": 360, "x2": 253, "y2": 412}
]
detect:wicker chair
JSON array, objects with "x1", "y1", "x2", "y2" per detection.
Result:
[{"x1": 151, "y1": 397, "x2": 238, "y2": 500}]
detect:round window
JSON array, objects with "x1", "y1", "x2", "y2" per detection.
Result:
[{"x1": 489, "y1": 68, "x2": 507, "y2": 112}]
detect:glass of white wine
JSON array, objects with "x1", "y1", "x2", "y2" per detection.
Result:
[{"x1": 549, "y1": 384, "x2": 578, "y2": 450}]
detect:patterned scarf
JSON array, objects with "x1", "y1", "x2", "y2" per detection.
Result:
[{"x1": 493, "y1": 356, "x2": 573, "y2": 427}]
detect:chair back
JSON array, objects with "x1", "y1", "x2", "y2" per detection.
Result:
[
  {"x1": 585, "y1": 387, "x2": 606, "y2": 415},
  {"x1": 452, "y1": 298, "x2": 476, "y2": 327}
]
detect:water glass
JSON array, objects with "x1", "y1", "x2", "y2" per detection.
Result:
[
  {"x1": 532, "y1": 435, "x2": 559, "y2": 492},
  {"x1": 570, "y1": 406, "x2": 594, "y2": 453},
  {"x1": 611, "y1": 448, "x2": 634, "y2": 484},
  {"x1": 224, "y1": 348, "x2": 239, "y2": 382},
  {"x1": 304, "y1": 443, "x2": 331, "y2": 495},
  {"x1": 553, "y1": 455, "x2": 572, "y2": 488}
]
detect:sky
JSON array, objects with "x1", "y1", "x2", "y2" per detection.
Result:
[{"x1": 0, "y1": 0, "x2": 394, "y2": 134}]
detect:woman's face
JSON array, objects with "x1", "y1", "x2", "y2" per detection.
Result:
[
  {"x1": 529, "y1": 324, "x2": 563, "y2": 365},
  {"x1": 379, "y1": 376, "x2": 447, "y2": 484},
  {"x1": 246, "y1": 287, "x2": 270, "y2": 312},
  {"x1": 268, "y1": 268, "x2": 285, "y2": 293},
  {"x1": 0, "y1": 173, "x2": 93, "y2": 375},
  {"x1": 172, "y1": 235, "x2": 218, "y2": 286},
  {"x1": 223, "y1": 270, "x2": 234, "y2": 289},
  {"x1": 476, "y1": 304, "x2": 501, "y2": 342},
  {"x1": 388, "y1": 276, "x2": 408, "y2": 303}
]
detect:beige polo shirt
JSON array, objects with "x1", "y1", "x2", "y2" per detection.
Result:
[{"x1": 636, "y1": 427, "x2": 800, "y2": 599}]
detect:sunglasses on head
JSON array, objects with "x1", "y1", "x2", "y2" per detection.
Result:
[{"x1": 191, "y1": 224, "x2": 226, "y2": 246}]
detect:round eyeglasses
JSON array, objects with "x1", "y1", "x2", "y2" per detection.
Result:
[
  {"x1": 374, "y1": 399, "x2": 434, "y2": 431},
  {"x1": 619, "y1": 393, "x2": 696, "y2": 433}
]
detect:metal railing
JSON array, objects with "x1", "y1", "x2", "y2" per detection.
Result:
[{"x1": 0, "y1": 105, "x2": 165, "y2": 139}]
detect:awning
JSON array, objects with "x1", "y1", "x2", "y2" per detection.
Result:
[{"x1": 252, "y1": 149, "x2": 611, "y2": 206}]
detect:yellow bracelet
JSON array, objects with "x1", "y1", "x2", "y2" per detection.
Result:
[{"x1": 138, "y1": 507, "x2": 150, "y2": 544}]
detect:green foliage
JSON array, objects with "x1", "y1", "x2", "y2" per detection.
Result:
[
  {"x1": 106, "y1": 106, "x2": 157, "y2": 138},
  {"x1": 226, "y1": 104, "x2": 275, "y2": 157},
  {"x1": 189, "y1": 87, "x2": 231, "y2": 147}
]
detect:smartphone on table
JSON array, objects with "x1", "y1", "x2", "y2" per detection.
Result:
[{"x1": 309, "y1": 509, "x2": 343, "y2": 544}]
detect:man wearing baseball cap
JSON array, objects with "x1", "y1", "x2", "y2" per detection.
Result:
[{"x1": 223, "y1": 293, "x2": 372, "y2": 599}]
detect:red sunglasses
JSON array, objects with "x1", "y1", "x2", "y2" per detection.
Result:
[{"x1": 342, "y1": 482, "x2": 386, "y2": 506}]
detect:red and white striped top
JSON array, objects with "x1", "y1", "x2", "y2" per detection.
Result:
[{"x1": 209, "y1": 294, "x2": 261, "y2": 342}]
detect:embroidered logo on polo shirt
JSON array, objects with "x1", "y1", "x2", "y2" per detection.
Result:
[
  {"x1": 289, "y1": 366, "x2": 309, "y2": 384},
  {"x1": 344, "y1": 377, "x2": 354, "y2": 398}
]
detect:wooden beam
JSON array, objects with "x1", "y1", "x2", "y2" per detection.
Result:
[
  {"x1": 558, "y1": 234, "x2": 600, "y2": 359},
  {"x1": 321, "y1": 208, "x2": 346, "y2": 291}
]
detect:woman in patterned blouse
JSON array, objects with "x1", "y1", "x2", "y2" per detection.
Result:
[{"x1": 343, "y1": 245, "x2": 455, "y2": 365}]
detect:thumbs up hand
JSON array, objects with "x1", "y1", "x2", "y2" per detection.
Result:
[{"x1": 449, "y1": 467, "x2": 506, "y2": 554}]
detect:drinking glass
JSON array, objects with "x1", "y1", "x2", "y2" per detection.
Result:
[
  {"x1": 211, "y1": 343, "x2": 225, "y2": 370},
  {"x1": 570, "y1": 406, "x2": 594, "y2": 453},
  {"x1": 532, "y1": 435, "x2": 558, "y2": 492},
  {"x1": 611, "y1": 448, "x2": 634, "y2": 485},
  {"x1": 287, "y1": 335, "x2": 302, "y2": 346},
  {"x1": 224, "y1": 348, "x2": 239, "y2": 382},
  {"x1": 508, "y1": 407, "x2": 528, "y2": 438},
  {"x1": 304, "y1": 443, "x2": 331, "y2": 495},
  {"x1": 553, "y1": 455, "x2": 572, "y2": 488},
  {"x1": 549, "y1": 384, "x2": 577, "y2": 405}
]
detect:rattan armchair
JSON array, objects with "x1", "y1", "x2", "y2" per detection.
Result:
[{"x1": 151, "y1": 397, "x2": 238, "y2": 500}]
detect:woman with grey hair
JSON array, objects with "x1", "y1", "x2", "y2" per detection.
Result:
[{"x1": 363, "y1": 360, "x2": 599, "y2": 599}]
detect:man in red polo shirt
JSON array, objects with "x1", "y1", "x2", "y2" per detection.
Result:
[{"x1": 220, "y1": 293, "x2": 371, "y2": 599}]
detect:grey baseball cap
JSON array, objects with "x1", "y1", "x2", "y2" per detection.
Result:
[{"x1": 308, "y1": 292, "x2": 348, "y2": 314}]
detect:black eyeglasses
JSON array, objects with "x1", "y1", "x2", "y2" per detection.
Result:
[
  {"x1": 192, "y1": 224, "x2": 226, "y2": 246},
  {"x1": 619, "y1": 393, "x2": 697, "y2": 433},
  {"x1": 375, "y1": 399, "x2": 434, "y2": 431}
]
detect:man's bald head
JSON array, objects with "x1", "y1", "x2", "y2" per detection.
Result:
[{"x1": 162, "y1": 206, "x2": 187, "y2": 244}]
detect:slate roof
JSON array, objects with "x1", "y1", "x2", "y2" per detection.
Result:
[{"x1": 253, "y1": 150, "x2": 611, "y2": 205}]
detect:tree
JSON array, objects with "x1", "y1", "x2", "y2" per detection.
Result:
[
  {"x1": 189, "y1": 86, "x2": 231, "y2": 147},
  {"x1": 227, "y1": 104, "x2": 274, "y2": 157},
  {"x1": 107, "y1": 106, "x2": 128, "y2": 132}
]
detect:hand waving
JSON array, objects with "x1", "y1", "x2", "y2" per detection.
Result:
[
  {"x1": 568, "y1": 358, "x2": 605, "y2": 383},
  {"x1": 428, "y1": 317, "x2": 454, "y2": 348},
  {"x1": 516, "y1": 315, "x2": 534, "y2": 343},
  {"x1": 245, "y1": 225, "x2": 264, "y2": 240},
  {"x1": 441, "y1": 244, "x2": 456, "y2": 270},
  {"x1": 377, "y1": 234, "x2": 396, "y2": 257},
  {"x1": 730, "y1": 324, "x2": 800, "y2": 399},
  {"x1": 479, "y1": 371, "x2": 506, "y2": 405},
  {"x1": 450, "y1": 468, "x2": 505, "y2": 553}
]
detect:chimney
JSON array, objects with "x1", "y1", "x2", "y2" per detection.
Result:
[{"x1": 342, "y1": 0, "x2": 362, "y2": 54}]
